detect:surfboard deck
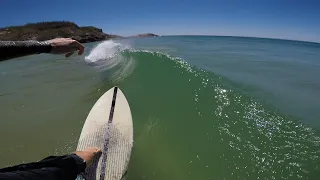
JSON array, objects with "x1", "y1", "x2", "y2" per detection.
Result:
[{"x1": 76, "y1": 87, "x2": 133, "y2": 180}]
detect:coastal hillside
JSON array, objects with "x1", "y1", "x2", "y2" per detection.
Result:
[
  {"x1": 0, "y1": 21, "x2": 120, "y2": 43},
  {"x1": 0, "y1": 21, "x2": 159, "y2": 43}
]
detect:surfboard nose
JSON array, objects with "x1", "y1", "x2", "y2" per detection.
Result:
[{"x1": 77, "y1": 87, "x2": 133, "y2": 180}]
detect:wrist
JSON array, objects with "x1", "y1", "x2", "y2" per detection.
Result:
[
  {"x1": 71, "y1": 153, "x2": 87, "y2": 173},
  {"x1": 38, "y1": 41, "x2": 52, "y2": 53}
]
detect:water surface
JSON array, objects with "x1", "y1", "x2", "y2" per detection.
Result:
[{"x1": 0, "y1": 36, "x2": 319, "y2": 180}]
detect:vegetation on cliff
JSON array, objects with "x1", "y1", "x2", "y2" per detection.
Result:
[
  {"x1": 0, "y1": 21, "x2": 159, "y2": 43},
  {"x1": 0, "y1": 21, "x2": 119, "y2": 43}
]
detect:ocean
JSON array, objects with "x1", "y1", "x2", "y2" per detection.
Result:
[{"x1": 0, "y1": 36, "x2": 319, "y2": 180}]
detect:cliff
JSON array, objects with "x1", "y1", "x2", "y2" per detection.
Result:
[{"x1": 0, "y1": 21, "x2": 121, "y2": 43}]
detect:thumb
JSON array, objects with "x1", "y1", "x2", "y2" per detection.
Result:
[{"x1": 65, "y1": 52, "x2": 74, "y2": 58}]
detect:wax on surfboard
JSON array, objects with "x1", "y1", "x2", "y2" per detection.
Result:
[{"x1": 76, "y1": 87, "x2": 133, "y2": 180}]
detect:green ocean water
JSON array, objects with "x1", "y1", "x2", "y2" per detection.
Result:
[{"x1": 0, "y1": 36, "x2": 320, "y2": 179}]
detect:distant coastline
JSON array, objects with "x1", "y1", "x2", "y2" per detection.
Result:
[
  {"x1": 0, "y1": 21, "x2": 159, "y2": 43},
  {"x1": 2, "y1": 21, "x2": 317, "y2": 45}
]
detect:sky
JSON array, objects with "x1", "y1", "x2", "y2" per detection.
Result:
[{"x1": 1, "y1": 0, "x2": 320, "y2": 42}]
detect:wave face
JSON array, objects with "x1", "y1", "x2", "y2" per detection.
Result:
[{"x1": 85, "y1": 39, "x2": 320, "y2": 180}]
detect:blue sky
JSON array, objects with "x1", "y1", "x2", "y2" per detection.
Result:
[{"x1": 1, "y1": 0, "x2": 320, "y2": 42}]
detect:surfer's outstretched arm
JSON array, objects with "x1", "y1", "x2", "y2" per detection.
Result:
[
  {"x1": 0, "y1": 148, "x2": 100, "y2": 180},
  {"x1": 0, "y1": 38, "x2": 85, "y2": 61}
]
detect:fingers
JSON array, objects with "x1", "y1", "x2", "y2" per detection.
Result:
[
  {"x1": 71, "y1": 40, "x2": 85, "y2": 55},
  {"x1": 65, "y1": 52, "x2": 74, "y2": 58},
  {"x1": 64, "y1": 40, "x2": 84, "y2": 58},
  {"x1": 93, "y1": 148, "x2": 101, "y2": 154},
  {"x1": 48, "y1": 38, "x2": 85, "y2": 57}
]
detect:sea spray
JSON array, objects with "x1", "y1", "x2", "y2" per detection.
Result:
[{"x1": 85, "y1": 40, "x2": 135, "y2": 82}]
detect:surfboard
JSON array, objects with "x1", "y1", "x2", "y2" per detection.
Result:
[{"x1": 76, "y1": 87, "x2": 133, "y2": 180}]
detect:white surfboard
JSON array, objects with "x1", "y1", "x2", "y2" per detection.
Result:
[{"x1": 76, "y1": 87, "x2": 133, "y2": 180}]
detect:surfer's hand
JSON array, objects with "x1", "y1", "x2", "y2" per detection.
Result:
[
  {"x1": 74, "y1": 147, "x2": 101, "y2": 168},
  {"x1": 46, "y1": 38, "x2": 85, "y2": 57}
]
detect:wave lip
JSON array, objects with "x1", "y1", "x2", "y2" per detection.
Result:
[
  {"x1": 85, "y1": 40, "x2": 130, "y2": 65},
  {"x1": 85, "y1": 40, "x2": 134, "y2": 82}
]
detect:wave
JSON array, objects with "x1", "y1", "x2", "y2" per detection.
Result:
[
  {"x1": 85, "y1": 40, "x2": 134, "y2": 82},
  {"x1": 86, "y1": 40, "x2": 320, "y2": 179}
]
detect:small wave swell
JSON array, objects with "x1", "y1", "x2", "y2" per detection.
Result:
[{"x1": 86, "y1": 40, "x2": 320, "y2": 179}]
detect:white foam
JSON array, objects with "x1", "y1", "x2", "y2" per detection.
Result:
[
  {"x1": 85, "y1": 40, "x2": 134, "y2": 82},
  {"x1": 85, "y1": 40, "x2": 128, "y2": 62}
]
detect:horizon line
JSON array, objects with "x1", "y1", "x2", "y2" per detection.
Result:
[
  {"x1": 154, "y1": 34, "x2": 320, "y2": 44},
  {"x1": 1, "y1": 21, "x2": 319, "y2": 44}
]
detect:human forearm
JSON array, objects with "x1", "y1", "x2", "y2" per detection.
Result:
[
  {"x1": 0, "y1": 41, "x2": 52, "y2": 61},
  {"x1": 0, "y1": 38, "x2": 85, "y2": 62},
  {"x1": 0, "y1": 154, "x2": 86, "y2": 180}
]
